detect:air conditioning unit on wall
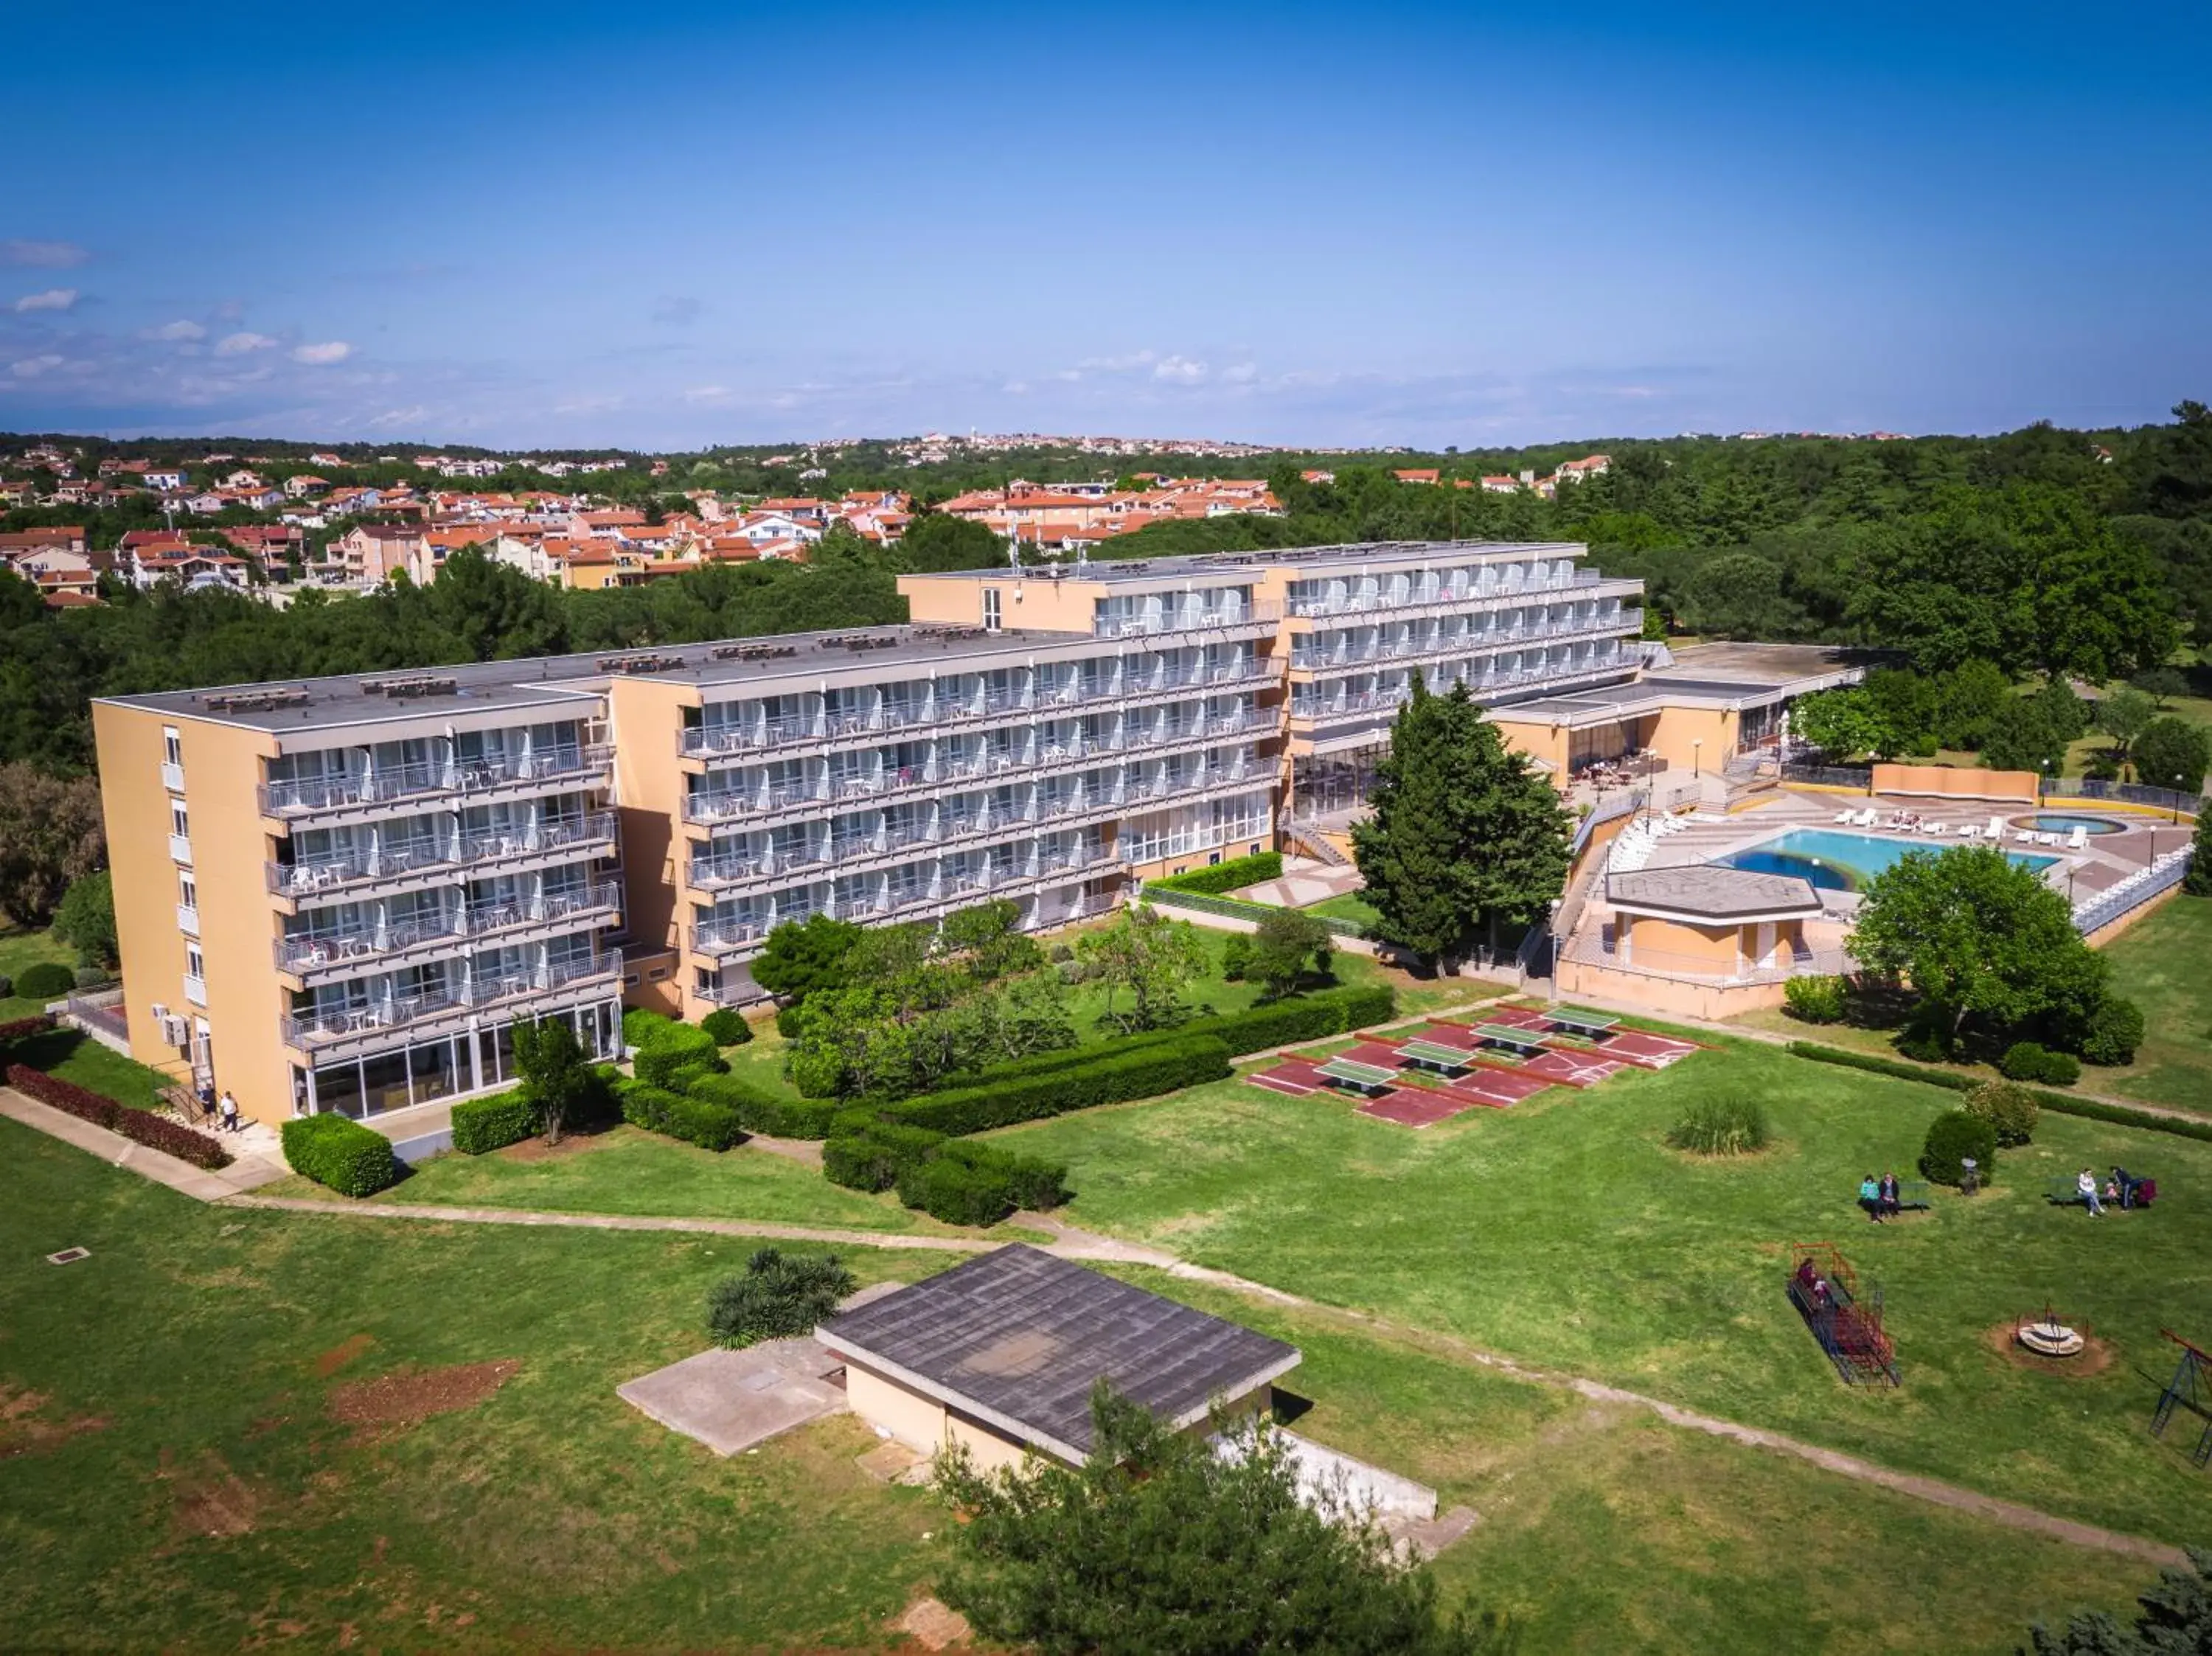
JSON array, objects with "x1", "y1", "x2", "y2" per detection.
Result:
[{"x1": 156, "y1": 1012, "x2": 189, "y2": 1047}]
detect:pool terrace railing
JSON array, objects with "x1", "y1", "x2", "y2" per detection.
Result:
[
  {"x1": 2071, "y1": 846, "x2": 2194, "y2": 936},
  {"x1": 2048, "y1": 778, "x2": 2208, "y2": 818}
]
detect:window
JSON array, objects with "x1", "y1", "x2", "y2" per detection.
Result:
[
  {"x1": 178, "y1": 872, "x2": 197, "y2": 909},
  {"x1": 170, "y1": 802, "x2": 189, "y2": 838},
  {"x1": 163, "y1": 727, "x2": 181, "y2": 767},
  {"x1": 981, "y1": 586, "x2": 1002, "y2": 631},
  {"x1": 186, "y1": 944, "x2": 204, "y2": 980}
]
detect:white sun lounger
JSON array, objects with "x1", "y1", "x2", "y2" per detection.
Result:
[
  {"x1": 1956, "y1": 822, "x2": 1978, "y2": 838},
  {"x1": 2067, "y1": 826, "x2": 2088, "y2": 850},
  {"x1": 1834, "y1": 808, "x2": 1855, "y2": 824},
  {"x1": 1986, "y1": 815, "x2": 2007, "y2": 839}
]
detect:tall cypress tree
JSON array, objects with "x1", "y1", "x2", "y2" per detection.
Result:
[{"x1": 1350, "y1": 672, "x2": 1574, "y2": 970}]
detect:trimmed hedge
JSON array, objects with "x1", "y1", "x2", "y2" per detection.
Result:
[
  {"x1": 7, "y1": 1062, "x2": 233, "y2": 1169},
  {"x1": 451, "y1": 1088, "x2": 536, "y2": 1155},
  {"x1": 634, "y1": 1023, "x2": 723, "y2": 1088},
  {"x1": 2000, "y1": 1041, "x2": 2079, "y2": 1087},
  {"x1": 622, "y1": 1006, "x2": 675, "y2": 1048},
  {"x1": 15, "y1": 962, "x2": 74, "y2": 1000},
  {"x1": 827, "y1": 1123, "x2": 1070, "y2": 1225},
  {"x1": 880, "y1": 1034, "x2": 1233, "y2": 1135},
  {"x1": 688, "y1": 1071, "x2": 841, "y2": 1139},
  {"x1": 1148, "y1": 850, "x2": 1284, "y2": 896},
  {"x1": 1197, "y1": 984, "x2": 1394, "y2": 1057},
  {"x1": 281, "y1": 1113, "x2": 396, "y2": 1197},
  {"x1": 617, "y1": 1078, "x2": 745, "y2": 1150},
  {"x1": 824, "y1": 1121, "x2": 947, "y2": 1191},
  {"x1": 0, "y1": 1013, "x2": 58, "y2": 1045},
  {"x1": 1787, "y1": 1040, "x2": 2212, "y2": 1144}
]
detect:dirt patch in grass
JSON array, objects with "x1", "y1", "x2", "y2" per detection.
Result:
[
  {"x1": 0, "y1": 1383, "x2": 108, "y2": 1458},
  {"x1": 894, "y1": 1596, "x2": 975, "y2": 1652},
  {"x1": 499, "y1": 1130, "x2": 613, "y2": 1163},
  {"x1": 328, "y1": 1360, "x2": 521, "y2": 1435},
  {"x1": 164, "y1": 1451, "x2": 262, "y2": 1538},
  {"x1": 313, "y1": 1333, "x2": 377, "y2": 1377},
  {"x1": 1978, "y1": 1321, "x2": 2118, "y2": 1378}
]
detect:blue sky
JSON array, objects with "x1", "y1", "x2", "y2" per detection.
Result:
[{"x1": 5, "y1": 0, "x2": 2208, "y2": 450}]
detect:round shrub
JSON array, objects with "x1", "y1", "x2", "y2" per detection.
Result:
[
  {"x1": 1220, "y1": 934, "x2": 1252, "y2": 982},
  {"x1": 1782, "y1": 975, "x2": 1846, "y2": 1026},
  {"x1": 1056, "y1": 959, "x2": 1089, "y2": 985},
  {"x1": 72, "y1": 966, "x2": 110, "y2": 990},
  {"x1": 15, "y1": 962, "x2": 74, "y2": 1001},
  {"x1": 700, "y1": 1006, "x2": 752, "y2": 1047},
  {"x1": 2037, "y1": 1048, "x2": 2082, "y2": 1086},
  {"x1": 2080, "y1": 996, "x2": 2145, "y2": 1067},
  {"x1": 1665, "y1": 1096, "x2": 1770, "y2": 1156},
  {"x1": 776, "y1": 1003, "x2": 805, "y2": 1039},
  {"x1": 1964, "y1": 1079, "x2": 2039, "y2": 1147},
  {"x1": 1896, "y1": 1026, "x2": 1950, "y2": 1065},
  {"x1": 633, "y1": 1023, "x2": 722, "y2": 1088},
  {"x1": 1919, "y1": 1109, "x2": 1998, "y2": 1188},
  {"x1": 2000, "y1": 1040, "x2": 2079, "y2": 1085},
  {"x1": 1049, "y1": 942, "x2": 1074, "y2": 963},
  {"x1": 622, "y1": 1006, "x2": 676, "y2": 1048}
]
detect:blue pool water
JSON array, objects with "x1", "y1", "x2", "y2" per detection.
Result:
[{"x1": 1714, "y1": 828, "x2": 2060, "y2": 894}]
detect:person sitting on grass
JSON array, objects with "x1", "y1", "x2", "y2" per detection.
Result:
[
  {"x1": 1878, "y1": 1170, "x2": 1901, "y2": 1217},
  {"x1": 1859, "y1": 1173, "x2": 1883, "y2": 1222},
  {"x1": 2077, "y1": 1166, "x2": 2104, "y2": 1217}
]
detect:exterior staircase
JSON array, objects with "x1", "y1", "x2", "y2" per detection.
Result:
[{"x1": 1285, "y1": 823, "x2": 1352, "y2": 869}]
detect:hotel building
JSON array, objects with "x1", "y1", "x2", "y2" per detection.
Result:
[{"x1": 93, "y1": 539, "x2": 1649, "y2": 1128}]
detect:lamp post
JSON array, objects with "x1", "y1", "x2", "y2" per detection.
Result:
[
  {"x1": 1548, "y1": 897, "x2": 1564, "y2": 1006},
  {"x1": 1693, "y1": 737, "x2": 1703, "y2": 779}
]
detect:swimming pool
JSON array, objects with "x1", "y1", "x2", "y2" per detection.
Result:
[
  {"x1": 1712, "y1": 829, "x2": 2060, "y2": 894},
  {"x1": 2018, "y1": 813, "x2": 2126, "y2": 836}
]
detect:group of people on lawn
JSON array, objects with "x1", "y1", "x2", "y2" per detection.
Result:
[
  {"x1": 1857, "y1": 1171, "x2": 1905, "y2": 1221},
  {"x1": 2077, "y1": 1165, "x2": 2148, "y2": 1215}
]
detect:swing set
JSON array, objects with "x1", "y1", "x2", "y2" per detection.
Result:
[{"x1": 2150, "y1": 1329, "x2": 2212, "y2": 1469}]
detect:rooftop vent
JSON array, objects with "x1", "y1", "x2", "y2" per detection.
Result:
[
  {"x1": 204, "y1": 686, "x2": 310, "y2": 713},
  {"x1": 595, "y1": 653, "x2": 686, "y2": 674},
  {"x1": 362, "y1": 674, "x2": 459, "y2": 698}
]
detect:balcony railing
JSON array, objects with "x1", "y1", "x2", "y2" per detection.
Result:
[
  {"x1": 268, "y1": 813, "x2": 616, "y2": 897},
  {"x1": 279, "y1": 950, "x2": 622, "y2": 1048},
  {"x1": 274, "y1": 881, "x2": 622, "y2": 971},
  {"x1": 259, "y1": 745, "x2": 611, "y2": 817},
  {"x1": 1093, "y1": 599, "x2": 1281, "y2": 638},
  {"x1": 1286, "y1": 571, "x2": 1613, "y2": 619}
]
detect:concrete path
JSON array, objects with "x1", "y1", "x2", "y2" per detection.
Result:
[{"x1": 0, "y1": 1088, "x2": 291, "y2": 1200}]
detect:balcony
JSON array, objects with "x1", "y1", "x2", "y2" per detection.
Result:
[
  {"x1": 176, "y1": 903, "x2": 200, "y2": 938},
  {"x1": 1093, "y1": 599, "x2": 1281, "y2": 639},
  {"x1": 274, "y1": 882, "x2": 622, "y2": 973},
  {"x1": 267, "y1": 812, "x2": 617, "y2": 900},
  {"x1": 1286, "y1": 572, "x2": 1618, "y2": 620},
  {"x1": 183, "y1": 973, "x2": 207, "y2": 1007},
  {"x1": 258, "y1": 744, "x2": 613, "y2": 818},
  {"x1": 278, "y1": 950, "x2": 623, "y2": 1050},
  {"x1": 160, "y1": 759, "x2": 185, "y2": 792},
  {"x1": 169, "y1": 833, "x2": 192, "y2": 864}
]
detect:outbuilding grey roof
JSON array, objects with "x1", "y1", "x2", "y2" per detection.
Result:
[
  {"x1": 1606, "y1": 863, "x2": 1824, "y2": 920},
  {"x1": 815, "y1": 1244, "x2": 1300, "y2": 1463}
]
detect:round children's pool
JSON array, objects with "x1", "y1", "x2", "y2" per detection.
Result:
[{"x1": 2018, "y1": 813, "x2": 2127, "y2": 836}]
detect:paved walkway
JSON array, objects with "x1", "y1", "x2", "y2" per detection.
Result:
[{"x1": 0, "y1": 1087, "x2": 291, "y2": 1200}]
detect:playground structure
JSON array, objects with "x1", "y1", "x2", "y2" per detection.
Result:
[
  {"x1": 2150, "y1": 1330, "x2": 2212, "y2": 1469},
  {"x1": 1786, "y1": 1243, "x2": 1899, "y2": 1387},
  {"x1": 2014, "y1": 1301, "x2": 2087, "y2": 1360}
]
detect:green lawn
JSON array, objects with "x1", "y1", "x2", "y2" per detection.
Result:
[
  {"x1": 995, "y1": 1030, "x2": 2212, "y2": 1552},
  {"x1": 0, "y1": 1119, "x2": 2157, "y2": 1652},
  {"x1": 0, "y1": 925, "x2": 75, "y2": 1023},
  {"x1": 2096, "y1": 894, "x2": 2212, "y2": 1111},
  {"x1": 3, "y1": 1021, "x2": 173, "y2": 1111},
  {"x1": 259, "y1": 1123, "x2": 1024, "y2": 1238},
  {"x1": 1304, "y1": 891, "x2": 1383, "y2": 931}
]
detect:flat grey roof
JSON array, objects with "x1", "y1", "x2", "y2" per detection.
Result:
[
  {"x1": 916, "y1": 538, "x2": 1587, "y2": 585},
  {"x1": 1496, "y1": 643, "x2": 1865, "y2": 728},
  {"x1": 1607, "y1": 864, "x2": 1823, "y2": 920},
  {"x1": 93, "y1": 617, "x2": 1266, "y2": 735},
  {"x1": 815, "y1": 1245, "x2": 1299, "y2": 1463}
]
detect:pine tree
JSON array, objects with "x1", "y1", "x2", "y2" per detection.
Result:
[
  {"x1": 2186, "y1": 807, "x2": 2212, "y2": 899},
  {"x1": 1351, "y1": 673, "x2": 1574, "y2": 970}
]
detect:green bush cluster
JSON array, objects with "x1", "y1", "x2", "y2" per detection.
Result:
[
  {"x1": 1666, "y1": 1096, "x2": 1770, "y2": 1155},
  {"x1": 450, "y1": 1089, "x2": 537, "y2": 1155},
  {"x1": 1999, "y1": 1041, "x2": 2080, "y2": 1086},
  {"x1": 281, "y1": 1114, "x2": 397, "y2": 1197},
  {"x1": 1198, "y1": 984, "x2": 1394, "y2": 1056},
  {"x1": 706, "y1": 1248, "x2": 855, "y2": 1348},
  {"x1": 826, "y1": 1118, "x2": 1069, "y2": 1227},
  {"x1": 1781, "y1": 975, "x2": 1847, "y2": 1025},
  {"x1": 2080, "y1": 995, "x2": 2145, "y2": 1066},
  {"x1": 1220, "y1": 934, "x2": 1251, "y2": 981},
  {"x1": 1919, "y1": 1109, "x2": 1999, "y2": 1187},
  {"x1": 14, "y1": 961, "x2": 74, "y2": 1001},
  {"x1": 1964, "y1": 1079, "x2": 2040, "y2": 1147},
  {"x1": 700, "y1": 1006, "x2": 753, "y2": 1046},
  {"x1": 1147, "y1": 851, "x2": 1283, "y2": 896},
  {"x1": 617, "y1": 1078, "x2": 744, "y2": 1151}
]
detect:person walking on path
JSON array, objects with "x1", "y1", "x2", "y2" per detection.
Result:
[{"x1": 219, "y1": 1090, "x2": 240, "y2": 1135}]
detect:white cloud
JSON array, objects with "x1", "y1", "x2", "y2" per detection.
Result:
[
  {"x1": 216, "y1": 331, "x2": 278, "y2": 355},
  {"x1": 1220, "y1": 361, "x2": 1259, "y2": 384},
  {"x1": 366, "y1": 405, "x2": 428, "y2": 428},
  {"x1": 291, "y1": 341, "x2": 352, "y2": 364},
  {"x1": 145, "y1": 319, "x2": 207, "y2": 341},
  {"x1": 1077, "y1": 349, "x2": 1158, "y2": 372},
  {"x1": 1152, "y1": 355, "x2": 1208, "y2": 385},
  {"x1": 13, "y1": 288, "x2": 77, "y2": 313},
  {"x1": 1001, "y1": 380, "x2": 1030, "y2": 394},
  {"x1": 681, "y1": 385, "x2": 731, "y2": 405},
  {"x1": 1, "y1": 240, "x2": 88, "y2": 268},
  {"x1": 10, "y1": 354, "x2": 66, "y2": 379}
]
